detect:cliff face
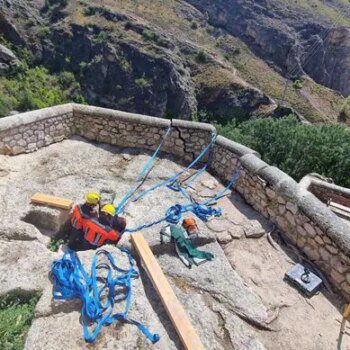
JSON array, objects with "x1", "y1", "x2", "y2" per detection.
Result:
[
  {"x1": 0, "y1": 0, "x2": 348, "y2": 122},
  {"x1": 185, "y1": 0, "x2": 350, "y2": 97}
]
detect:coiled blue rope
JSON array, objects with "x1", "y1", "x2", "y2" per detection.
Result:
[{"x1": 51, "y1": 247, "x2": 160, "y2": 344}]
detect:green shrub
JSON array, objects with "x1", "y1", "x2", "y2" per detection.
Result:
[
  {"x1": 83, "y1": 7, "x2": 96, "y2": 16},
  {"x1": 293, "y1": 79, "x2": 303, "y2": 89},
  {"x1": 196, "y1": 50, "x2": 207, "y2": 63},
  {"x1": 142, "y1": 29, "x2": 155, "y2": 41},
  {"x1": 93, "y1": 31, "x2": 108, "y2": 44},
  {"x1": 45, "y1": 0, "x2": 68, "y2": 11},
  {"x1": 218, "y1": 116, "x2": 350, "y2": 187},
  {"x1": 190, "y1": 19, "x2": 199, "y2": 29},
  {"x1": 0, "y1": 292, "x2": 41, "y2": 350},
  {"x1": 0, "y1": 66, "x2": 85, "y2": 117},
  {"x1": 48, "y1": 236, "x2": 65, "y2": 252},
  {"x1": 206, "y1": 25, "x2": 215, "y2": 34},
  {"x1": 37, "y1": 26, "x2": 51, "y2": 38},
  {"x1": 135, "y1": 77, "x2": 149, "y2": 88}
]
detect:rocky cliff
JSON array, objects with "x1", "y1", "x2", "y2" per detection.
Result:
[
  {"x1": 0, "y1": 0, "x2": 349, "y2": 122},
  {"x1": 185, "y1": 0, "x2": 350, "y2": 96}
]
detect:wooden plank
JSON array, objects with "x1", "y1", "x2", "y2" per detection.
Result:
[
  {"x1": 31, "y1": 193, "x2": 73, "y2": 210},
  {"x1": 131, "y1": 232, "x2": 205, "y2": 350},
  {"x1": 330, "y1": 206, "x2": 350, "y2": 220},
  {"x1": 330, "y1": 201, "x2": 350, "y2": 214}
]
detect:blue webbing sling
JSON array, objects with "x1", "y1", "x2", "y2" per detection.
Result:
[{"x1": 51, "y1": 247, "x2": 160, "y2": 344}]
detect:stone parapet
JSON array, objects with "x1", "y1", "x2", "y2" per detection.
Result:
[
  {"x1": 212, "y1": 135, "x2": 350, "y2": 299},
  {"x1": 0, "y1": 104, "x2": 74, "y2": 155}
]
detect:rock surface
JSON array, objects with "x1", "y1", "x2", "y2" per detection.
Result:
[
  {"x1": 0, "y1": 138, "x2": 271, "y2": 349},
  {"x1": 185, "y1": 0, "x2": 350, "y2": 97}
]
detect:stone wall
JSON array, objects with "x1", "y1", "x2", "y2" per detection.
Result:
[
  {"x1": 1, "y1": 104, "x2": 350, "y2": 299},
  {"x1": 299, "y1": 175, "x2": 350, "y2": 208},
  {"x1": 211, "y1": 137, "x2": 350, "y2": 300},
  {"x1": 0, "y1": 104, "x2": 74, "y2": 155}
]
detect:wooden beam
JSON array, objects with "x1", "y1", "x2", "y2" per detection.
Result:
[
  {"x1": 329, "y1": 201, "x2": 350, "y2": 220},
  {"x1": 330, "y1": 201, "x2": 350, "y2": 214},
  {"x1": 31, "y1": 193, "x2": 73, "y2": 210},
  {"x1": 131, "y1": 232, "x2": 205, "y2": 350}
]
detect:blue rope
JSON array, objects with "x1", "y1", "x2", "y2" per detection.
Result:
[
  {"x1": 132, "y1": 133, "x2": 218, "y2": 203},
  {"x1": 116, "y1": 126, "x2": 172, "y2": 215},
  {"x1": 51, "y1": 247, "x2": 160, "y2": 344},
  {"x1": 125, "y1": 168, "x2": 241, "y2": 233}
]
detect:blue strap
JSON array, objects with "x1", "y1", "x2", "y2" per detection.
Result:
[
  {"x1": 125, "y1": 168, "x2": 241, "y2": 233},
  {"x1": 133, "y1": 133, "x2": 218, "y2": 202},
  {"x1": 51, "y1": 247, "x2": 160, "y2": 344},
  {"x1": 116, "y1": 126, "x2": 172, "y2": 215}
]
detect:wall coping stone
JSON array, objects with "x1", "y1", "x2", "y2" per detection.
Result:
[
  {"x1": 300, "y1": 175, "x2": 350, "y2": 199},
  {"x1": 171, "y1": 119, "x2": 216, "y2": 133},
  {"x1": 72, "y1": 104, "x2": 170, "y2": 128},
  {"x1": 215, "y1": 135, "x2": 261, "y2": 158},
  {"x1": 0, "y1": 104, "x2": 73, "y2": 131},
  {"x1": 240, "y1": 154, "x2": 268, "y2": 174},
  {"x1": 258, "y1": 165, "x2": 295, "y2": 188}
]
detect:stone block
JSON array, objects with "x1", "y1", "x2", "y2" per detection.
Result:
[
  {"x1": 319, "y1": 247, "x2": 331, "y2": 261},
  {"x1": 331, "y1": 269, "x2": 345, "y2": 285},
  {"x1": 297, "y1": 225, "x2": 307, "y2": 237},
  {"x1": 304, "y1": 222, "x2": 316, "y2": 237},
  {"x1": 325, "y1": 244, "x2": 339, "y2": 255},
  {"x1": 278, "y1": 205, "x2": 286, "y2": 215},
  {"x1": 314, "y1": 235, "x2": 324, "y2": 245},
  {"x1": 286, "y1": 211, "x2": 295, "y2": 225},
  {"x1": 341, "y1": 282, "x2": 350, "y2": 295},
  {"x1": 286, "y1": 201, "x2": 298, "y2": 215},
  {"x1": 297, "y1": 236, "x2": 306, "y2": 248},
  {"x1": 330, "y1": 256, "x2": 348, "y2": 274},
  {"x1": 266, "y1": 188, "x2": 276, "y2": 199},
  {"x1": 303, "y1": 245, "x2": 320, "y2": 261}
]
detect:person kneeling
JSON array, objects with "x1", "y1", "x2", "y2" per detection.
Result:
[{"x1": 79, "y1": 204, "x2": 124, "y2": 251}]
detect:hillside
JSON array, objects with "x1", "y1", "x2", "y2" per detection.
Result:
[{"x1": 0, "y1": 0, "x2": 349, "y2": 123}]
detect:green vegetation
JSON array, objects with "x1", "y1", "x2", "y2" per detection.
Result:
[
  {"x1": 142, "y1": 29, "x2": 156, "y2": 41},
  {"x1": 0, "y1": 292, "x2": 41, "y2": 350},
  {"x1": 45, "y1": 0, "x2": 68, "y2": 12},
  {"x1": 190, "y1": 19, "x2": 199, "y2": 29},
  {"x1": 196, "y1": 50, "x2": 208, "y2": 63},
  {"x1": 135, "y1": 77, "x2": 149, "y2": 88},
  {"x1": 48, "y1": 236, "x2": 65, "y2": 252},
  {"x1": 93, "y1": 30, "x2": 109, "y2": 44},
  {"x1": 0, "y1": 65, "x2": 85, "y2": 117},
  {"x1": 218, "y1": 116, "x2": 350, "y2": 187},
  {"x1": 292, "y1": 79, "x2": 303, "y2": 89}
]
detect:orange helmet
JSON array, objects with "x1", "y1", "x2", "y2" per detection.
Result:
[{"x1": 182, "y1": 218, "x2": 197, "y2": 234}]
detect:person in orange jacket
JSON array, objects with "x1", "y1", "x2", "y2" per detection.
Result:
[
  {"x1": 68, "y1": 192, "x2": 101, "y2": 250},
  {"x1": 79, "y1": 204, "x2": 126, "y2": 251}
]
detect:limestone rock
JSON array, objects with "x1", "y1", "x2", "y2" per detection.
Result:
[
  {"x1": 201, "y1": 179, "x2": 218, "y2": 190},
  {"x1": 217, "y1": 230, "x2": 233, "y2": 244},
  {"x1": 228, "y1": 225, "x2": 245, "y2": 239},
  {"x1": 0, "y1": 240, "x2": 52, "y2": 295},
  {"x1": 245, "y1": 220, "x2": 265, "y2": 238},
  {"x1": 206, "y1": 218, "x2": 231, "y2": 232},
  {"x1": 0, "y1": 43, "x2": 17, "y2": 64}
]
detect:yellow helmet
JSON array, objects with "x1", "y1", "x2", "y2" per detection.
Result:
[
  {"x1": 101, "y1": 204, "x2": 116, "y2": 217},
  {"x1": 85, "y1": 192, "x2": 101, "y2": 205}
]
